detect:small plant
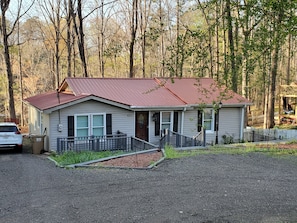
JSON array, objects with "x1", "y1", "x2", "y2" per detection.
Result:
[
  {"x1": 222, "y1": 134, "x2": 234, "y2": 144},
  {"x1": 50, "y1": 150, "x2": 124, "y2": 166},
  {"x1": 286, "y1": 139, "x2": 297, "y2": 144}
]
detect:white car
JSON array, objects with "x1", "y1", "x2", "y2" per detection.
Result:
[{"x1": 0, "y1": 122, "x2": 23, "y2": 153}]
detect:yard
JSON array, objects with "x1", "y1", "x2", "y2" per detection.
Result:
[
  {"x1": 48, "y1": 141, "x2": 297, "y2": 168},
  {"x1": 1, "y1": 147, "x2": 297, "y2": 222}
]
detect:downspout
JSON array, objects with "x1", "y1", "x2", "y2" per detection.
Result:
[
  {"x1": 240, "y1": 105, "x2": 246, "y2": 141},
  {"x1": 39, "y1": 111, "x2": 43, "y2": 135}
]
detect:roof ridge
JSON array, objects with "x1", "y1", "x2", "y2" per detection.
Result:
[{"x1": 154, "y1": 78, "x2": 188, "y2": 105}]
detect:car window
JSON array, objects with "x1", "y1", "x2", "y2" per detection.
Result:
[{"x1": 0, "y1": 126, "x2": 17, "y2": 132}]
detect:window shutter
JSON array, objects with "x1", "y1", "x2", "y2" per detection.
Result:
[
  {"x1": 154, "y1": 112, "x2": 160, "y2": 136},
  {"x1": 173, "y1": 111, "x2": 178, "y2": 132},
  {"x1": 68, "y1": 116, "x2": 74, "y2": 137},
  {"x1": 197, "y1": 110, "x2": 202, "y2": 132},
  {"x1": 214, "y1": 112, "x2": 218, "y2": 131},
  {"x1": 106, "y1": 114, "x2": 112, "y2": 135}
]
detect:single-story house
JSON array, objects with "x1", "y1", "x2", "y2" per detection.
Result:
[{"x1": 24, "y1": 77, "x2": 252, "y2": 152}]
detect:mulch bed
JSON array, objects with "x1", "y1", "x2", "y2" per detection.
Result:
[{"x1": 90, "y1": 151, "x2": 163, "y2": 168}]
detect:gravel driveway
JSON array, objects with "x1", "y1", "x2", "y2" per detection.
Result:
[{"x1": 1, "y1": 151, "x2": 297, "y2": 223}]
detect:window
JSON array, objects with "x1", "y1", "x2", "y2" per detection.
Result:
[
  {"x1": 76, "y1": 115, "x2": 89, "y2": 137},
  {"x1": 92, "y1": 115, "x2": 104, "y2": 136},
  {"x1": 75, "y1": 114, "x2": 105, "y2": 137},
  {"x1": 161, "y1": 111, "x2": 173, "y2": 131},
  {"x1": 203, "y1": 109, "x2": 214, "y2": 131},
  {"x1": 197, "y1": 109, "x2": 215, "y2": 132}
]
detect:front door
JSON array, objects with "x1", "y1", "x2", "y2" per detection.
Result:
[{"x1": 135, "y1": 111, "x2": 149, "y2": 141}]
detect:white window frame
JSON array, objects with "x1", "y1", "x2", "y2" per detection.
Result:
[
  {"x1": 203, "y1": 109, "x2": 215, "y2": 133},
  {"x1": 74, "y1": 113, "x2": 106, "y2": 137},
  {"x1": 160, "y1": 111, "x2": 173, "y2": 132}
]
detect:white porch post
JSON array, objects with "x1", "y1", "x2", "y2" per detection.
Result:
[
  {"x1": 181, "y1": 108, "x2": 185, "y2": 135},
  {"x1": 240, "y1": 106, "x2": 246, "y2": 141}
]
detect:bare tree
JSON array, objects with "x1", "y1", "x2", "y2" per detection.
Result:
[
  {"x1": 129, "y1": 0, "x2": 139, "y2": 78},
  {"x1": 139, "y1": 0, "x2": 152, "y2": 78},
  {"x1": 0, "y1": 0, "x2": 33, "y2": 120},
  {"x1": 71, "y1": 0, "x2": 88, "y2": 77},
  {"x1": 64, "y1": 0, "x2": 74, "y2": 77},
  {"x1": 39, "y1": 0, "x2": 63, "y2": 88}
]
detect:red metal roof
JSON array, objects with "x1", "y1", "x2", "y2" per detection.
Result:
[
  {"x1": 24, "y1": 77, "x2": 251, "y2": 111},
  {"x1": 63, "y1": 77, "x2": 185, "y2": 107},
  {"x1": 24, "y1": 90, "x2": 88, "y2": 111},
  {"x1": 161, "y1": 78, "x2": 250, "y2": 105}
]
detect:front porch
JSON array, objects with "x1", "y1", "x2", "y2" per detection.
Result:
[{"x1": 57, "y1": 130, "x2": 206, "y2": 154}]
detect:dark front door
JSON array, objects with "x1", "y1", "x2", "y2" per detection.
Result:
[{"x1": 135, "y1": 111, "x2": 149, "y2": 141}]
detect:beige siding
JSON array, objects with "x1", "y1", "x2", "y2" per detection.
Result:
[{"x1": 28, "y1": 105, "x2": 41, "y2": 135}]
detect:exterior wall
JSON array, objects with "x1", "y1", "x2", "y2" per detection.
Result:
[
  {"x1": 148, "y1": 111, "x2": 182, "y2": 145},
  {"x1": 148, "y1": 111, "x2": 158, "y2": 144},
  {"x1": 27, "y1": 105, "x2": 50, "y2": 151},
  {"x1": 28, "y1": 105, "x2": 41, "y2": 135},
  {"x1": 218, "y1": 107, "x2": 241, "y2": 143},
  {"x1": 42, "y1": 114, "x2": 50, "y2": 151},
  {"x1": 183, "y1": 107, "x2": 242, "y2": 145},
  {"x1": 34, "y1": 98, "x2": 243, "y2": 151},
  {"x1": 48, "y1": 100, "x2": 134, "y2": 151},
  {"x1": 183, "y1": 109, "x2": 199, "y2": 137}
]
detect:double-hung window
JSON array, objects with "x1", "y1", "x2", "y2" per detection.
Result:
[
  {"x1": 75, "y1": 114, "x2": 105, "y2": 137},
  {"x1": 160, "y1": 111, "x2": 173, "y2": 131},
  {"x1": 203, "y1": 109, "x2": 214, "y2": 131},
  {"x1": 198, "y1": 109, "x2": 215, "y2": 132}
]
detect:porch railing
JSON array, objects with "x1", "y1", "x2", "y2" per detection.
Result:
[
  {"x1": 159, "y1": 129, "x2": 206, "y2": 149},
  {"x1": 57, "y1": 133, "x2": 158, "y2": 154},
  {"x1": 244, "y1": 128, "x2": 277, "y2": 142}
]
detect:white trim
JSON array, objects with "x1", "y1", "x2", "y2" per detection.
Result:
[
  {"x1": 203, "y1": 108, "x2": 215, "y2": 133},
  {"x1": 160, "y1": 111, "x2": 174, "y2": 132},
  {"x1": 181, "y1": 110, "x2": 185, "y2": 134},
  {"x1": 74, "y1": 113, "x2": 106, "y2": 137},
  {"x1": 240, "y1": 106, "x2": 245, "y2": 140}
]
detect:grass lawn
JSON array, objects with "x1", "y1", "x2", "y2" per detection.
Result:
[
  {"x1": 50, "y1": 142, "x2": 297, "y2": 167},
  {"x1": 50, "y1": 150, "x2": 124, "y2": 166}
]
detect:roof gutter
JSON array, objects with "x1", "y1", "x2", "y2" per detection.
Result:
[{"x1": 130, "y1": 105, "x2": 192, "y2": 111}]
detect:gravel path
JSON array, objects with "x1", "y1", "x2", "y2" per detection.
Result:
[{"x1": 1, "y1": 152, "x2": 297, "y2": 223}]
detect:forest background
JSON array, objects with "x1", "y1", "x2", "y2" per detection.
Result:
[{"x1": 0, "y1": 0, "x2": 297, "y2": 129}]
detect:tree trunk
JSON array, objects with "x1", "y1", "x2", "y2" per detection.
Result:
[
  {"x1": 197, "y1": 0, "x2": 214, "y2": 78},
  {"x1": 140, "y1": 0, "x2": 151, "y2": 78},
  {"x1": 176, "y1": 0, "x2": 180, "y2": 76},
  {"x1": 159, "y1": 0, "x2": 165, "y2": 77},
  {"x1": 72, "y1": 0, "x2": 88, "y2": 77},
  {"x1": 267, "y1": 4, "x2": 284, "y2": 128},
  {"x1": 267, "y1": 46, "x2": 279, "y2": 128},
  {"x1": 55, "y1": 14, "x2": 61, "y2": 87},
  {"x1": 286, "y1": 34, "x2": 292, "y2": 84},
  {"x1": 129, "y1": 0, "x2": 138, "y2": 78},
  {"x1": 226, "y1": 0, "x2": 237, "y2": 92},
  {"x1": 1, "y1": 2, "x2": 16, "y2": 120},
  {"x1": 66, "y1": 0, "x2": 73, "y2": 77}
]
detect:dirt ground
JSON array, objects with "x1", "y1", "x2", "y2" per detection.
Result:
[{"x1": 90, "y1": 150, "x2": 163, "y2": 168}]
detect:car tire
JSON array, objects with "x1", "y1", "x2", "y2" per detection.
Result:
[{"x1": 15, "y1": 145, "x2": 23, "y2": 153}]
